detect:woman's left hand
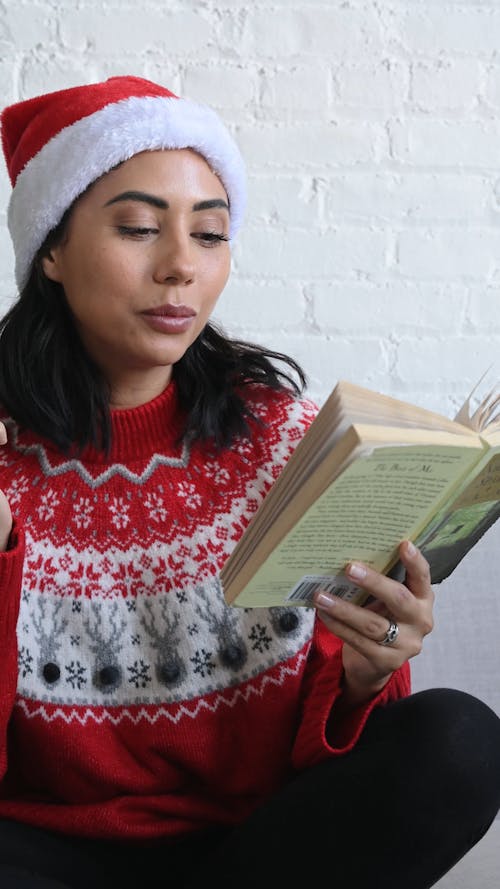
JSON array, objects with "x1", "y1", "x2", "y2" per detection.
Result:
[{"x1": 313, "y1": 540, "x2": 434, "y2": 707}]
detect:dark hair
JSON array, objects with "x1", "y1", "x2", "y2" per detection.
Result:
[{"x1": 0, "y1": 219, "x2": 306, "y2": 454}]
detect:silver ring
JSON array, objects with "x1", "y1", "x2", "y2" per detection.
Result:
[{"x1": 379, "y1": 620, "x2": 399, "y2": 646}]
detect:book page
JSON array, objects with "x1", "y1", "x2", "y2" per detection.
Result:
[
  {"x1": 454, "y1": 366, "x2": 499, "y2": 431},
  {"x1": 221, "y1": 424, "x2": 480, "y2": 594},
  {"x1": 228, "y1": 444, "x2": 483, "y2": 608},
  {"x1": 335, "y1": 380, "x2": 479, "y2": 436}
]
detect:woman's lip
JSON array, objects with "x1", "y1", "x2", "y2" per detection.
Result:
[
  {"x1": 142, "y1": 304, "x2": 196, "y2": 318},
  {"x1": 141, "y1": 313, "x2": 196, "y2": 334}
]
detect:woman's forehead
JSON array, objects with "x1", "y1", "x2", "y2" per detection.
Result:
[{"x1": 98, "y1": 149, "x2": 228, "y2": 198}]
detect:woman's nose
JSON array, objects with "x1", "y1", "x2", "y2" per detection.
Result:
[{"x1": 152, "y1": 237, "x2": 196, "y2": 285}]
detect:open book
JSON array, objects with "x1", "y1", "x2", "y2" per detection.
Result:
[{"x1": 221, "y1": 371, "x2": 500, "y2": 608}]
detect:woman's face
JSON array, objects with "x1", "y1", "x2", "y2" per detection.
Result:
[{"x1": 42, "y1": 148, "x2": 231, "y2": 399}]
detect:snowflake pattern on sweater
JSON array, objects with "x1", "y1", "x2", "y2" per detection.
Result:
[{"x1": 1, "y1": 383, "x2": 317, "y2": 718}]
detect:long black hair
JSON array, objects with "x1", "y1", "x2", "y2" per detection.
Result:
[{"x1": 0, "y1": 217, "x2": 307, "y2": 454}]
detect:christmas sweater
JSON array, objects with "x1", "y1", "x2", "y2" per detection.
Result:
[{"x1": 0, "y1": 382, "x2": 410, "y2": 841}]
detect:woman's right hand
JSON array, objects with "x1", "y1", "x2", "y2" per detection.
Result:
[{"x1": 0, "y1": 422, "x2": 12, "y2": 551}]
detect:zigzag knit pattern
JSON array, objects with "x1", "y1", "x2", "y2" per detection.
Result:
[{"x1": 0, "y1": 381, "x2": 411, "y2": 839}]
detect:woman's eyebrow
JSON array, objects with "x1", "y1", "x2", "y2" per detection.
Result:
[
  {"x1": 192, "y1": 198, "x2": 229, "y2": 212},
  {"x1": 104, "y1": 191, "x2": 168, "y2": 209},
  {"x1": 103, "y1": 192, "x2": 229, "y2": 212}
]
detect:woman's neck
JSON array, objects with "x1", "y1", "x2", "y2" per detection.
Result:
[{"x1": 108, "y1": 367, "x2": 173, "y2": 410}]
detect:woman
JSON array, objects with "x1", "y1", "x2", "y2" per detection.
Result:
[{"x1": 0, "y1": 75, "x2": 498, "y2": 889}]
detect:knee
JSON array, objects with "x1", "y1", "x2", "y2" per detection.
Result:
[{"x1": 408, "y1": 688, "x2": 500, "y2": 814}]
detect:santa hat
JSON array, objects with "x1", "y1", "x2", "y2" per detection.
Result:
[{"x1": 1, "y1": 75, "x2": 247, "y2": 290}]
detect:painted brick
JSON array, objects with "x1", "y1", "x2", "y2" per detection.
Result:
[
  {"x1": 241, "y1": 6, "x2": 383, "y2": 58},
  {"x1": 261, "y1": 67, "x2": 330, "y2": 118},
  {"x1": 238, "y1": 122, "x2": 387, "y2": 168},
  {"x1": 183, "y1": 67, "x2": 256, "y2": 110},
  {"x1": 235, "y1": 226, "x2": 387, "y2": 279},
  {"x1": 397, "y1": 228, "x2": 500, "y2": 279},
  {"x1": 247, "y1": 175, "x2": 320, "y2": 227},
  {"x1": 393, "y1": 7, "x2": 500, "y2": 56},
  {"x1": 390, "y1": 119, "x2": 500, "y2": 167},
  {"x1": 467, "y1": 287, "x2": 500, "y2": 332},
  {"x1": 0, "y1": 164, "x2": 12, "y2": 210},
  {"x1": 0, "y1": 231, "x2": 15, "y2": 283},
  {"x1": 59, "y1": 8, "x2": 209, "y2": 54},
  {"x1": 335, "y1": 60, "x2": 409, "y2": 109},
  {"x1": 0, "y1": 61, "x2": 17, "y2": 106},
  {"x1": 3, "y1": 4, "x2": 55, "y2": 52},
  {"x1": 411, "y1": 59, "x2": 480, "y2": 112},
  {"x1": 20, "y1": 58, "x2": 99, "y2": 96},
  {"x1": 323, "y1": 173, "x2": 492, "y2": 222},
  {"x1": 215, "y1": 278, "x2": 305, "y2": 330},
  {"x1": 396, "y1": 336, "x2": 499, "y2": 390},
  {"x1": 312, "y1": 282, "x2": 467, "y2": 335},
  {"x1": 485, "y1": 63, "x2": 500, "y2": 110}
]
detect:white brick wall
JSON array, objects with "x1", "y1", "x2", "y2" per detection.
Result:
[
  {"x1": 1, "y1": 0, "x2": 497, "y2": 411},
  {"x1": 0, "y1": 0, "x2": 499, "y2": 711}
]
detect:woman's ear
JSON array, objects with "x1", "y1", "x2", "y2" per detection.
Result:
[{"x1": 41, "y1": 250, "x2": 63, "y2": 283}]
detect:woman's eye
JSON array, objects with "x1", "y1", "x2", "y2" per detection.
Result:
[
  {"x1": 117, "y1": 226, "x2": 159, "y2": 238},
  {"x1": 193, "y1": 232, "x2": 230, "y2": 246}
]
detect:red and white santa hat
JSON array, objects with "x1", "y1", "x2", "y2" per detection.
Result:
[{"x1": 1, "y1": 75, "x2": 247, "y2": 289}]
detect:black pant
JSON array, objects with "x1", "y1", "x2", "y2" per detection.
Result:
[{"x1": 1, "y1": 688, "x2": 500, "y2": 889}]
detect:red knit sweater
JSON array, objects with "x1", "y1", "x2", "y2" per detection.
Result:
[{"x1": 0, "y1": 382, "x2": 410, "y2": 840}]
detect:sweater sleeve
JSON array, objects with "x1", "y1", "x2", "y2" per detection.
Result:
[
  {"x1": 291, "y1": 615, "x2": 411, "y2": 770},
  {"x1": 0, "y1": 521, "x2": 26, "y2": 780}
]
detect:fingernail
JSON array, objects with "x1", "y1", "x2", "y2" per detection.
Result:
[
  {"x1": 405, "y1": 540, "x2": 417, "y2": 557},
  {"x1": 315, "y1": 592, "x2": 337, "y2": 609},
  {"x1": 346, "y1": 562, "x2": 366, "y2": 580}
]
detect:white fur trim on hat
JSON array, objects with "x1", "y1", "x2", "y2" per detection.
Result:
[{"x1": 8, "y1": 94, "x2": 247, "y2": 289}]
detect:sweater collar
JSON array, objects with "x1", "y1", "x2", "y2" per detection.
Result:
[
  {"x1": 34, "y1": 382, "x2": 187, "y2": 465},
  {"x1": 102, "y1": 381, "x2": 186, "y2": 463},
  {"x1": 4, "y1": 383, "x2": 188, "y2": 468}
]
